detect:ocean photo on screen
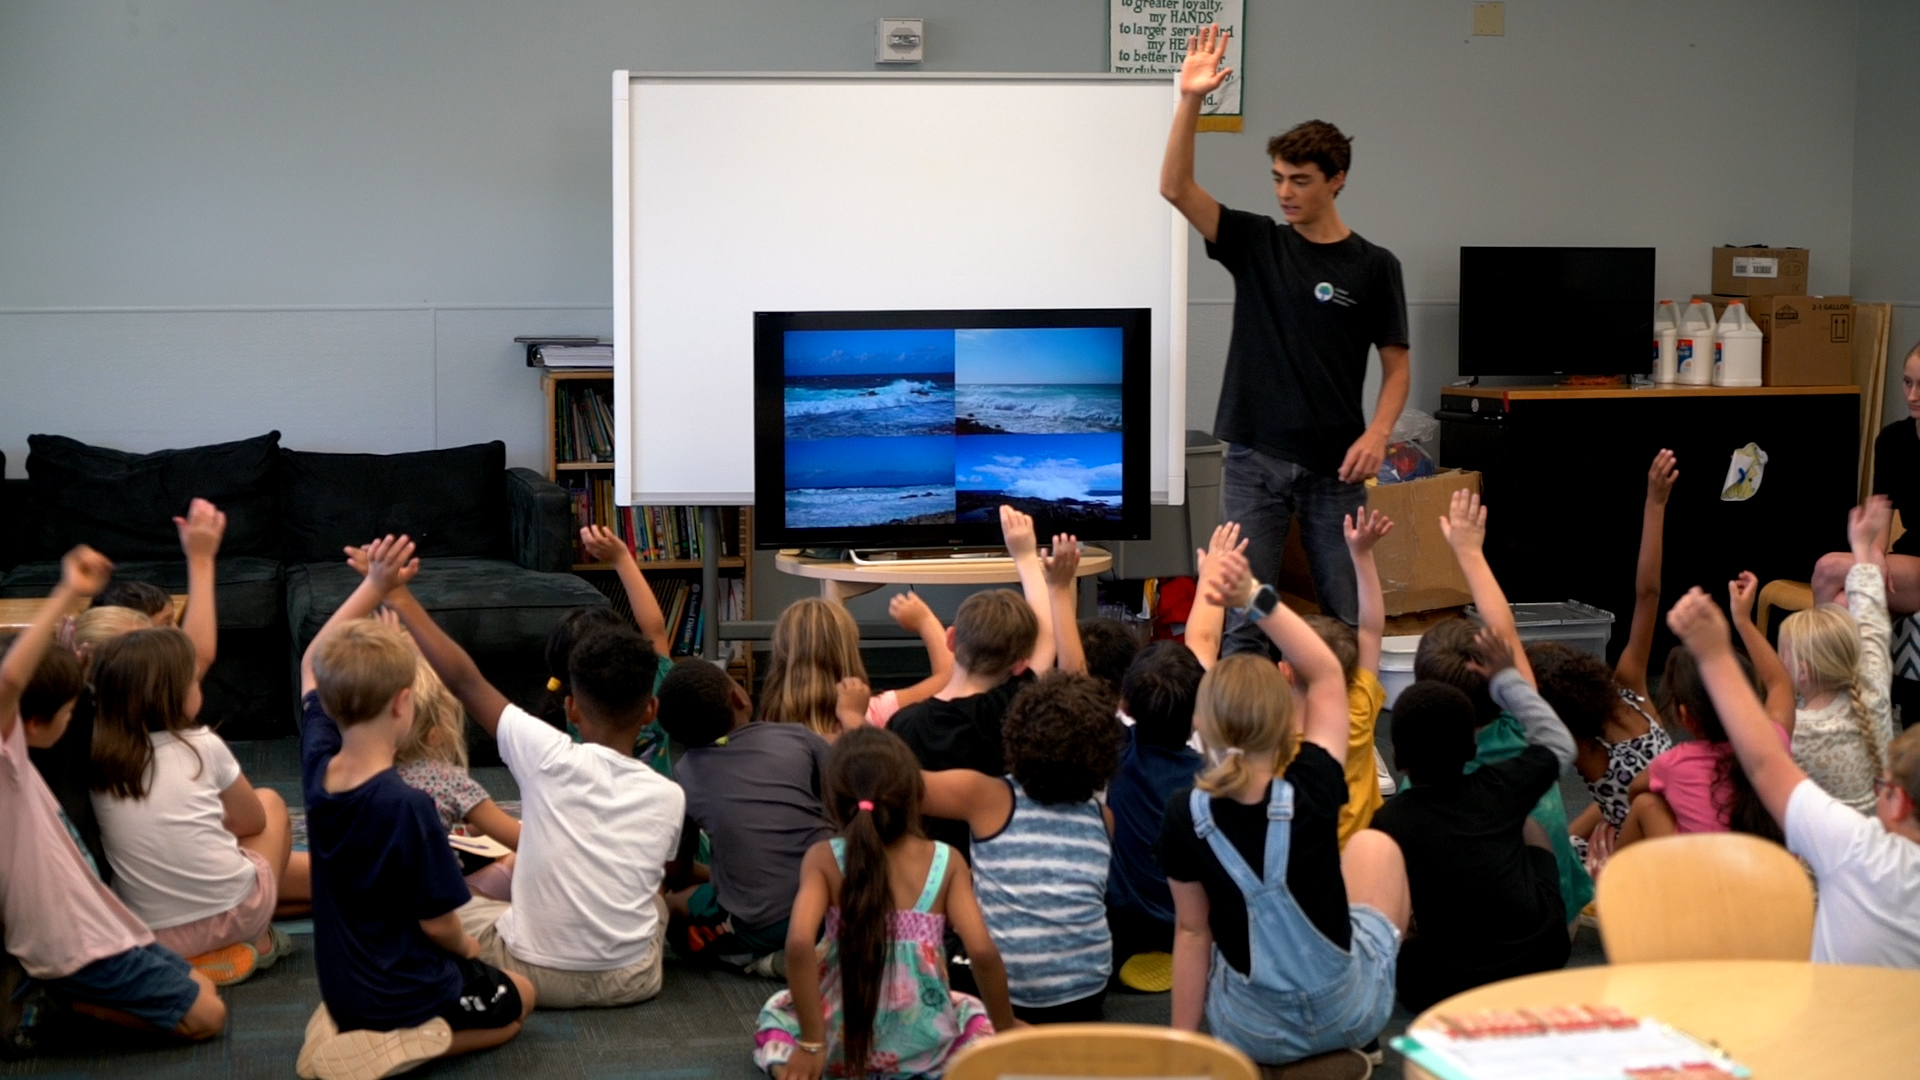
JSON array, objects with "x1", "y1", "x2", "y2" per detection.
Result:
[
  {"x1": 953, "y1": 433, "x2": 1124, "y2": 525},
  {"x1": 785, "y1": 435, "x2": 957, "y2": 528},
  {"x1": 785, "y1": 329, "x2": 956, "y2": 440},
  {"x1": 953, "y1": 327, "x2": 1123, "y2": 435}
]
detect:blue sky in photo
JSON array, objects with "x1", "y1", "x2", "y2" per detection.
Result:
[
  {"x1": 784, "y1": 329, "x2": 956, "y2": 377},
  {"x1": 954, "y1": 327, "x2": 1122, "y2": 385},
  {"x1": 954, "y1": 433, "x2": 1124, "y2": 499},
  {"x1": 785, "y1": 434, "x2": 955, "y2": 489}
]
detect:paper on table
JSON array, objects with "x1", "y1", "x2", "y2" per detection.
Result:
[{"x1": 1393, "y1": 1019, "x2": 1749, "y2": 1080}]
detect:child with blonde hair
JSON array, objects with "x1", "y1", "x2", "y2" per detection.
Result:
[
  {"x1": 761, "y1": 592, "x2": 954, "y2": 738},
  {"x1": 392, "y1": 642, "x2": 520, "y2": 902}
]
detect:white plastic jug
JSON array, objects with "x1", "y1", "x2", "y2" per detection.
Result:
[
  {"x1": 1677, "y1": 301, "x2": 1717, "y2": 386},
  {"x1": 1714, "y1": 301, "x2": 1764, "y2": 387},
  {"x1": 1653, "y1": 300, "x2": 1681, "y2": 383}
]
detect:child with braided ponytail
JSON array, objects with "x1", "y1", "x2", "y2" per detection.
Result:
[{"x1": 754, "y1": 727, "x2": 1015, "y2": 1080}]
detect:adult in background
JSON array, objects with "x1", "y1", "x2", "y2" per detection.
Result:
[
  {"x1": 1813, "y1": 342, "x2": 1920, "y2": 614},
  {"x1": 1159, "y1": 25, "x2": 1411, "y2": 629}
]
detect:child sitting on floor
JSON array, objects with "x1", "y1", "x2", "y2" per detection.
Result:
[
  {"x1": 659, "y1": 657, "x2": 834, "y2": 975},
  {"x1": 761, "y1": 591, "x2": 954, "y2": 738},
  {"x1": 1622, "y1": 644, "x2": 1786, "y2": 844},
  {"x1": 753, "y1": 727, "x2": 1014, "y2": 1078},
  {"x1": 93, "y1": 579, "x2": 174, "y2": 626},
  {"x1": 1105, "y1": 642, "x2": 1206, "y2": 989},
  {"x1": 1, "y1": 549, "x2": 225, "y2": 1046},
  {"x1": 1078, "y1": 616, "x2": 1143, "y2": 694},
  {"x1": 921, "y1": 672, "x2": 1127, "y2": 1023},
  {"x1": 1327, "y1": 508, "x2": 1394, "y2": 845},
  {"x1": 297, "y1": 536, "x2": 532, "y2": 1079},
  {"x1": 1666, "y1": 584, "x2": 1920, "y2": 966},
  {"x1": 1159, "y1": 545, "x2": 1410, "y2": 1068},
  {"x1": 1372, "y1": 631, "x2": 1577, "y2": 1012}
]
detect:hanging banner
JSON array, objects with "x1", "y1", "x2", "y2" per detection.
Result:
[{"x1": 1109, "y1": 0, "x2": 1244, "y2": 132}]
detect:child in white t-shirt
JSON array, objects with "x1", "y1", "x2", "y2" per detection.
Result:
[{"x1": 377, "y1": 550, "x2": 686, "y2": 1010}]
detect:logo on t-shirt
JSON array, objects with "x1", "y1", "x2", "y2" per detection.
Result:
[{"x1": 1313, "y1": 281, "x2": 1357, "y2": 307}]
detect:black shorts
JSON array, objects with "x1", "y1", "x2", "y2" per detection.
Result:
[{"x1": 437, "y1": 957, "x2": 521, "y2": 1032}]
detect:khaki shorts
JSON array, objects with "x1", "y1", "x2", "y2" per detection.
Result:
[{"x1": 458, "y1": 895, "x2": 667, "y2": 1010}]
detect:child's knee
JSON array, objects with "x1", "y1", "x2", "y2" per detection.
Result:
[
  {"x1": 176, "y1": 974, "x2": 227, "y2": 1041},
  {"x1": 255, "y1": 785, "x2": 289, "y2": 820}
]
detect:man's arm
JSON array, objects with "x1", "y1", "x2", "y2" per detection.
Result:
[
  {"x1": 581, "y1": 525, "x2": 672, "y2": 658},
  {"x1": 1475, "y1": 630, "x2": 1577, "y2": 771},
  {"x1": 1617, "y1": 450, "x2": 1677, "y2": 700},
  {"x1": 1001, "y1": 506, "x2": 1056, "y2": 671},
  {"x1": 1338, "y1": 345, "x2": 1411, "y2": 484},
  {"x1": 1205, "y1": 550, "x2": 1349, "y2": 764},
  {"x1": 1728, "y1": 571, "x2": 1796, "y2": 730},
  {"x1": 1439, "y1": 488, "x2": 1534, "y2": 685},
  {"x1": 1668, "y1": 588, "x2": 1805, "y2": 826},
  {"x1": 1042, "y1": 535, "x2": 1085, "y2": 675},
  {"x1": 1158, "y1": 24, "x2": 1229, "y2": 242},
  {"x1": 1345, "y1": 510, "x2": 1393, "y2": 674},
  {"x1": 174, "y1": 498, "x2": 225, "y2": 680},
  {"x1": 0, "y1": 548, "x2": 111, "y2": 740}
]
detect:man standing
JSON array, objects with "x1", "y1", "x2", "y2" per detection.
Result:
[{"x1": 1160, "y1": 25, "x2": 1411, "y2": 627}]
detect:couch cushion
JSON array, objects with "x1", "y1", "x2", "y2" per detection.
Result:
[
  {"x1": 0, "y1": 557, "x2": 284, "y2": 629},
  {"x1": 280, "y1": 442, "x2": 506, "y2": 564},
  {"x1": 286, "y1": 556, "x2": 605, "y2": 656},
  {"x1": 26, "y1": 432, "x2": 282, "y2": 561}
]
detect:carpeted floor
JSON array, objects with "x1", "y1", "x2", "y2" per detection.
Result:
[{"x1": 4, "y1": 736, "x2": 1605, "y2": 1080}]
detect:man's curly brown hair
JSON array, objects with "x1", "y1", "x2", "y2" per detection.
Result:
[
  {"x1": 1002, "y1": 672, "x2": 1126, "y2": 805},
  {"x1": 1268, "y1": 120, "x2": 1352, "y2": 186}
]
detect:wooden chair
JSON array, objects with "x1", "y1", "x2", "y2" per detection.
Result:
[
  {"x1": 944, "y1": 1025, "x2": 1261, "y2": 1080},
  {"x1": 1757, "y1": 510, "x2": 1903, "y2": 636},
  {"x1": 1595, "y1": 833, "x2": 1813, "y2": 963}
]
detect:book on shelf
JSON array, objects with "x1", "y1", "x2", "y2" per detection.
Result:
[
  {"x1": 590, "y1": 534, "x2": 748, "y2": 665},
  {"x1": 563, "y1": 476, "x2": 743, "y2": 564},
  {"x1": 553, "y1": 381, "x2": 616, "y2": 463},
  {"x1": 519, "y1": 336, "x2": 613, "y2": 368}
]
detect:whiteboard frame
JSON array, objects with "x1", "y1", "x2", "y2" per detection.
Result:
[{"x1": 612, "y1": 70, "x2": 1187, "y2": 508}]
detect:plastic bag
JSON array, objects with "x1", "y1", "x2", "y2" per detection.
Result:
[
  {"x1": 1391, "y1": 408, "x2": 1440, "y2": 446},
  {"x1": 1376, "y1": 440, "x2": 1437, "y2": 484}
]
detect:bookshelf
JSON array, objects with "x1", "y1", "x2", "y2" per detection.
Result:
[{"x1": 541, "y1": 368, "x2": 752, "y2": 675}]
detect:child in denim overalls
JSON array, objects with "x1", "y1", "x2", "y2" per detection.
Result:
[{"x1": 1160, "y1": 551, "x2": 1411, "y2": 1067}]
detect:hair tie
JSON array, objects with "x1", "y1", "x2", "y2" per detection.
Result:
[
  {"x1": 546, "y1": 676, "x2": 563, "y2": 692},
  {"x1": 857, "y1": 800, "x2": 875, "y2": 812},
  {"x1": 1220, "y1": 747, "x2": 1244, "y2": 758}
]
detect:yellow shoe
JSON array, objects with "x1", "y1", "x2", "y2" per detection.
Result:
[
  {"x1": 1118, "y1": 951, "x2": 1173, "y2": 993},
  {"x1": 187, "y1": 942, "x2": 258, "y2": 987},
  {"x1": 308, "y1": 1017, "x2": 453, "y2": 1080}
]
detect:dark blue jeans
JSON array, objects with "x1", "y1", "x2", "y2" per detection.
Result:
[{"x1": 1219, "y1": 444, "x2": 1367, "y2": 638}]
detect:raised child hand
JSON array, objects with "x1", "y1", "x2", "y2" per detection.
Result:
[
  {"x1": 1464, "y1": 626, "x2": 1516, "y2": 679},
  {"x1": 580, "y1": 524, "x2": 634, "y2": 567},
  {"x1": 1727, "y1": 571, "x2": 1759, "y2": 624},
  {"x1": 1646, "y1": 449, "x2": 1679, "y2": 506},
  {"x1": 889, "y1": 590, "x2": 936, "y2": 632},
  {"x1": 1195, "y1": 521, "x2": 1247, "y2": 586},
  {"x1": 1202, "y1": 549, "x2": 1256, "y2": 611},
  {"x1": 1042, "y1": 534, "x2": 1081, "y2": 589},
  {"x1": 1176, "y1": 23, "x2": 1233, "y2": 99},
  {"x1": 1438, "y1": 489, "x2": 1488, "y2": 554},
  {"x1": 364, "y1": 534, "x2": 420, "y2": 595},
  {"x1": 173, "y1": 498, "x2": 227, "y2": 561},
  {"x1": 1849, "y1": 494, "x2": 1894, "y2": 557},
  {"x1": 999, "y1": 505, "x2": 1038, "y2": 561},
  {"x1": 1343, "y1": 508, "x2": 1394, "y2": 554},
  {"x1": 61, "y1": 545, "x2": 114, "y2": 599},
  {"x1": 1666, "y1": 588, "x2": 1732, "y2": 658},
  {"x1": 835, "y1": 676, "x2": 871, "y2": 734}
]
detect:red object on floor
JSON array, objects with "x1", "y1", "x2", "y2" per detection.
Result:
[{"x1": 1152, "y1": 576, "x2": 1196, "y2": 642}]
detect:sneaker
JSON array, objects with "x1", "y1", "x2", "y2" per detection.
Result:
[
  {"x1": 256, "y1": 925, "x2": 296, "y2": 972},
  {"x1": 297, "y1": 1004, "x2": 340, "y2": 1080},
  {"x1": 1117, "y1": 952, "x2": 1173, "y2": 993},
  {"x1": 188, "y1": 942, "x2": 258, "y2": 987},
  {"x1": 744, "y1": 951, "x2": 787, "y2": 980},
  {"x1": 1361, "y1": 1038, "x2": 1384, "y2": 1066},
  {"x1": 307, "y1": 1017, "x2": 453, "y2": 1080}
]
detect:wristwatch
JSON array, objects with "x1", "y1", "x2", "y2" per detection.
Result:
[{"x1": 1238, "y1": 581, "x2": 1280, "y2": 621}]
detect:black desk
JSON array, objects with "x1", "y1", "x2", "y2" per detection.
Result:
[{"x1": 1438, "y1": 385, "x2": 1859, "y2": 665}]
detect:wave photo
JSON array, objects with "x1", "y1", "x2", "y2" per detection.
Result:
[
  {"x1": 953, "y1": 433, "x2": 1124, "y2": 526},
  {"x1": 784, "y1": 329, "x2": 956, "y2": 439},
  {"x1": 954, "y1": 327, "x2": 1123, "y2": 435},
  {"x1": 784, "y1": 435, "x2": 957, "y2": 529}
]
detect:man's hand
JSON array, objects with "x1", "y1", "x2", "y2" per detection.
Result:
[
  {"x1": 1850, "y1": 494, "x2": 1894, "y2": 558},
  {"x1": 61, "y1": 546, "x2": 114, "y2": 599},
  {"x1": 580, "y1": 524, "x2": 634, "y2": 567},
  {"x1": 835, "y1": 677, "x2": 871, "y2": 733},
  {"x1": 173, "y1": 498, "x2": 227, "y2": 561},
  {"x1": 1337, "y1": 428, "x2": 1388, "y2": 485},
  {"x1": 1646, "y1": 449, "x2": 1679, "y2": 506},
  {"x1": 1202, "y1": 550, "x2": 1257, "y2": 611},
  {"x1": 1000, "y1": 505, "x2": 1038, "y2": 561},
  {"x1": 1667, "y1": 587, "x2": 1733, "y2": 658},
  {"x1": 1343, "y1": 508, "x2": 1394, "y2": 555},
  {"x1": 1438, "y1": 489, "x2": 1488, "y2": 554},
  {"x1": 1464, "y1": 626, "x2": 1516, "y2": 679},
  {"x1": 1728, "y1": 571, "x2": 1759, "y2": 625},
  {"x1": 364, "y1": 535, "x2": 421, "y2": 595},
  {"x1": 1042, "y1": 534, "x2": 1081, "y2": 590},
  {"x1": 1176, "y1": 23, "x2": 1232, "y2": 100},
  {"x1": 889, "y1": 590, "x2": 936, "y2": 632}
]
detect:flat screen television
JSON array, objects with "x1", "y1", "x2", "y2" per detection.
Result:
[
  {"x1": 754, "y1": 308, "x2": 1151, "y2": 549},
  {"x1": 1459, "y1": 247, "x2": 1655, "y2": 377}
]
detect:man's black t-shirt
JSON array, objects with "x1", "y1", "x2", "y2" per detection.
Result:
[
  {"x1": 889, "y1": 672, "x2": 1034, "y2": 858},
  {"x1": 1154, "y1": 743, "x2": 1351, "y2": 975},
  {"x1": 1874, "y1": 419, "x2": 1920, "y2": 557},
  {"x1": 1208, "y1": 207, "x2": 1410, "y2": 477},
  {"x1": 1369, "y1": 745, "x2": 1566, "y2": 975}
]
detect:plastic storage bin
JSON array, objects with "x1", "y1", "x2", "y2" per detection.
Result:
[
  {"x1": 1464, "y1": 600, "x2": 1616, "y2": 659},
  {"x1": 1380, "y1": 633, "x2": 1421, "y2": 708}
]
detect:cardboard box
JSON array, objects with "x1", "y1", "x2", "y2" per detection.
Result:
[
  {"x1": 1279, "y1": 469, "x2": 1483, "y2": 616},
  {"x1": 1711, "y1": 246, "x2": 1809, "y2": 297},
  {"x1": 1701, "y1": 294, "x2": 1854, "y2": 386}
]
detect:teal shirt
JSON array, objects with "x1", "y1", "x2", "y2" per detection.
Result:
[
  {"x1": 1469, "y1": 712, "x2": 1595, "y2": 917},
  {"x1": 566, "y1": 652, "x2": 677, "y2": 779}
]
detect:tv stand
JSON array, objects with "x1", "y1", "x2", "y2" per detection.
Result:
[
  {"x1": 849, "y1": 547, "x2": 1009, "y2": 566},
  {"x1": 775, "y1": 546, "x2": 1113, "y2": 610}
]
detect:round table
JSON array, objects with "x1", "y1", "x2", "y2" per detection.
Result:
[
  {"x1": 1404, "y1": 960, "x2": 1920, "y2": 1079},
  {"x1": 774, "y1": 546, "x2": 1112, "y2": 605}
]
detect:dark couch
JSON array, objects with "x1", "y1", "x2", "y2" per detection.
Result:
[{"x1": 1, "y1": 432, "x2": 607, "y2": 740}]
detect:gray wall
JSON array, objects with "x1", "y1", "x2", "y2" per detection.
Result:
[
  {"x1": 0, "y1": 1, "x2": 1872, "y2": 619},
  {"x1": 1853, "y1": 0, "x2": 1920, "y2": 427}
]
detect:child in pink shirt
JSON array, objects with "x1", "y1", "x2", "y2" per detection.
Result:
[{"x1": 1627, "y1": 646, "x2": 1788, "y2": 842}]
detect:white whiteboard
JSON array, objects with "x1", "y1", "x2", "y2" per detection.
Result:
[{"x1": 614, "y1": 72, "x2": 1186, "y2": 507}]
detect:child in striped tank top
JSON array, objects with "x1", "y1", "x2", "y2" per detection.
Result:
[{"x1": 922, "y1": 673, "x2": 1128, "y2": 1023}]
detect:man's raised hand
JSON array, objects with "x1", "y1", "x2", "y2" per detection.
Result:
[{"x1": 1177, "y1": 23, "x2": 1233, "y2": 99}]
